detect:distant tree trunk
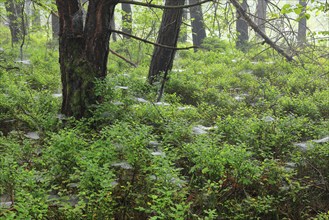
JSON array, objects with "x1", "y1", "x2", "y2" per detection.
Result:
[
  {"x1": 5, "y1": 0, "x2": 23, "y2": 44},
  {"x1": 179, "y1": 9, "x2": 188, "y2": 42},
  {"x1": 256, "y1": 0, "x2": 267, "y2": 36},
  {"x1": 236, "y1": 0, "x2": 249, "y2": 51},
  {"x1": 56, "y1": 0, "x2": 118, "y2": 118},
  {"x1": 51, "y1": 13, "x2": 59, "y2": 39},
  {"x1": 297, "y1": 0, "x2": 307, "y2": 45},
  {"x1": 148, "y1": 0, "x2": 185, "y2": 85},
  {"x1": 121, "y1": 3, "x2": 132, "y2": 37},
  {"x1": 189, "y1": 0, "x2": 206, "y2": 51},
  {"x1": 32, "y1": 8, "x2": 41, "y2": 27}
]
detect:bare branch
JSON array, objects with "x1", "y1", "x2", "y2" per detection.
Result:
[
  {"x1": 230, "y1": 0, "x2": 294, "y2": 62},
  {"x1": 109, "y1": 49, "x2": 137, "y2": 67},
  {"x1": 118, "y1": 0, "x2": 213, "y2": 9},
  {"x1": 111, "y1": 30, "x2": 196, "y2": 50}
]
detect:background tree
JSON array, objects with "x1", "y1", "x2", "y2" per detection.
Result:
[
  {"x1": 56, "y1": 0, "x2": 118, "y2": 118},
  {"x1": 5, "y1": 0, "x2": 23, "y2": 44},
  {"x1": 148, "y1": 0, "x2": 185, "y2": 85},
  {"x1": 189, "y1": 0, "x2": 206, "y2": 51},
  {"x1": 236, "y1": 0, "x2": 249, "y2": 51},
  {"x1": 121, "y1": 3, "x2": 132, "y2": 38},
  {"x1": 256, "y1": 0, "x2": 267, "y2": 35},
  {"x1": 297, "y1": 0, "x2": 307, "y2": 45}
]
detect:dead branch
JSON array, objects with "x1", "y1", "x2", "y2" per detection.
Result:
[{"x1": 230, "y1": 0, "x2": 294, "y2": 62}]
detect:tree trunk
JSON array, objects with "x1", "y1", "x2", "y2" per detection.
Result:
[
  {"x1": 236, "y1": 0, "x2": 249, "y2": 51},
  {"x1": 189, "y1": 0, "x2": 206, "y2": 51},
  {"x1": 5, "y1": 0, "x2": 23, "y2": 44},
  {"x1": 121, "y1": 3, "x2": 132, "y2": 37},
  {"x1": 148, "y1": 0, "x2": 185, "y2": 85},
  {"x1": 51, "y1": 13, "x2": 59, "y2": 39},
  {"x1": 56, "y1": 0, "x2": 118, "y2": 119},
  {"x1": 179, "y1": 8, "x2": 188, "y2": 43},
  {"x1": 297, "y1": 0, "x2": 307, "y2": 45},
  {"x1": 256, "y1": 0, "x2": 267, "y2": 36}
]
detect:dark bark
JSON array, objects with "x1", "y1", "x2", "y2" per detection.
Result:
[
  {"x1": 57, "y1": 0, "x2": 119, "y2": 118},
  {"x1": 189, "y1": 0, "x2": 206, "y2": 51},
  {"x1": 256, "y1": 0, "x2": 267, "y2": 35},
  {"x1": 121, "y1": 3, "x2": 132, "y2": 37},
  {"x1": 236, "y1": 0, "x2": 248, "y2": 51},
  {"x1": 297, "y1": 0, "x2": 307, "y2": 45},
  {"x1": 148, "y1": 0, "x2": 185, "y2": 85},
  {"x1": 5, "y1": 0, "x2": 23, "y2": 44}
]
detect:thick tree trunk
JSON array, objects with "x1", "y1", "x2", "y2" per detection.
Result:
[
  {"x1": 297, "y1": 0, "x2": 307, "y2": 45},
  {"x1": 121, "y1": 3, "x2": 132, "y2": 37},
  {"x1": 5, "y1": 0, "x2": 23, "y2": 44},
  {"x1": 189, "y1": 0, "x2": 206, "y2": 51},
  {"x1": 148, "y1": 0, "x2": 185, "y2": 85},
  {"x1": 236, "y1": 0, "x2": 249, "y2": 51},
  {"x1": 256, "y1": 0, "x2": 267, "y2": 36},
  {"x1": 57, "y1": 0, "x2": 118, "y2": 118}
]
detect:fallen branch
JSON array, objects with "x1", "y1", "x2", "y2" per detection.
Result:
[{"x1": 230, "y1": 0, "x2": 294, "y2": 62}]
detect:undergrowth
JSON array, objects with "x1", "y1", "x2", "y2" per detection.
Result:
[{"x1": 1, "y1": 29, "x2": 329, "y2": 219}]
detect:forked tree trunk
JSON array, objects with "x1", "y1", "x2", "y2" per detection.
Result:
[
  {"x1": 189, "y1": 0, "x2": 206, "y2": 51},
  {"x1": 56, "y1": 0, "x2": 118, "y2": 118},
  {"x1": 236, "y1": 0, "x2": 249, "y2": 51},
  {"x1": 148, "y1": 0, "x2": 185, "y2": 85},
  {"x1": 5, "y1": 0, "x2": 23, "y2": 44},
  {"x1": 297, "y1": 0, "x2": 307, "y2": 45},
  {"x1": 121, "y1": 3, "x2": 132, "y2": 37}
]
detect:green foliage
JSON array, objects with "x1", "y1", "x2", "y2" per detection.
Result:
[{"x1": 1, "y1": 20, "x2": 329, "y2": 219}]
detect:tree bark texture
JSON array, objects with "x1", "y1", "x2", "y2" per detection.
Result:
[
  {"x1": 297, "y1": 0, "x2": 307, "y2": 45},
  {"x1": 148, "y1": 0, "x2": 185, "y2": 85},
  {"x1": 256, "y1": 0, "x2": 267, "y2": 35},
  {"x1": 236, "y1": 0, "x2": 249, "y2": 51},
  {"x1": 189, "y1": 0, "x2": 206, "y2": 51},
  {"x1": 121, "y1": 3, "x2": 132, "y2": 37},
  {"x1": 56, "y1": 0, "x2": 119, "y2": 118},
  {"x1": 5, "y1": 0, "x2": 23, "y2": 44}
]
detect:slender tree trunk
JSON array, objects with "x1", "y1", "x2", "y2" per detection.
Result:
[
  {"x1": 148, "y1": 0, "x2": 185, "y2": 85},
  {"x1": 179, "y1": 8, "x2": 188, "y2": 43},
  {"x1": 189, "y1": 0, "x2": 206, "y2": 51},
  {"x1": 236, "y1": 0, "x2": 249, "y2": 51},
  {"x1": 256, "y1": 0, "x2": 267, "y2": 36},
  {"x1": 297, "y1": 0, "x2": 307, "y2": 45},
  {"x1": 5, "y1": 0, "x2": 23, "y2": 44},
  {"x1": 56, "y1": 0, "x2": 118, "y2": 118},
  {"x1": 121, "y1": 3, "x2": 132, "y2": 37}
]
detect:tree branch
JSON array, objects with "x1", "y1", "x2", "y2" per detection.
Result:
[
  {"x1": 118, "y1": 0, "x2": 213, "y2": 9},
  {"x1": 109, "y1": 49, "x2": 137, "y2": 67},
  {"x1": 111, "y1": 30, "x2": 196, "y2": 50},
  {"x1": 230, "y1": 0, "x2": 294, "y2": 62}
]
